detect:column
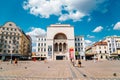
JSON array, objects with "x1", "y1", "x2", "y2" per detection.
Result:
[
  {"x1": 57, "y1": 43, "x2": 59, "y2": 52},
  {"x1": 62, "y1": 43, "x2": 63, "y2": 52}
]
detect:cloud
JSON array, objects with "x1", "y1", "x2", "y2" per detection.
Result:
[
  {"x1": 23, "y1": 0, "x2": 109, "y2": 21},
  {"x1": 113, "y1": 22, "x2": 120, "y2": 30},
  {"x1": 26, "y1": 27, "x2": 46, "y2": 51},
  {"x1": 92, "y1": 26, "x2": 103, "y2": 32},
  {"x1": 87, "y1": 35, "x2": 95, "y2": 38},
  {"x1": 85, "y1": 40, "x2": 94, "y2": 47}
]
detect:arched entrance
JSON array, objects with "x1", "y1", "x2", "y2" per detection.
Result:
[{"x1": 53, "y1": 33, "x2": 68, "y2": 60}]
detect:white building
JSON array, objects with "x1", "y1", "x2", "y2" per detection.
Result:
[
  {"x1": 75, "y1": 36, "x2": 85, "y2": 60},
  {"x1": 36, "y1": 24, "x2": 85, "y2": 60},
  {"x1": 103, "y1": 36, "x2": 120, "y2": 56},
  {"x1": 93, "y1": 41, "x2": 109, "y2": 60}
]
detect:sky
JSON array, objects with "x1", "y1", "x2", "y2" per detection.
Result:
[{"x1": 0, "y1": 0, "x2": 120, "y2": 50}]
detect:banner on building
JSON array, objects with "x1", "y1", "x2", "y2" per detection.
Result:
[
  {"x1": 69, "y1": 48, "x2": 74, "y2": 59},
  {"x1": 48, "y1": 45, "x2": 52, "y2": 58}
]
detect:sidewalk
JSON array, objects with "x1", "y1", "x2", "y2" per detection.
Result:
[{"x1": 0, "y1": 60, "x2": 120, "y2": 80}]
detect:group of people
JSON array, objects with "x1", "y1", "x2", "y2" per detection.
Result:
[{"x1": 71, "y1": 59, "x2": 81, "y2": 67}]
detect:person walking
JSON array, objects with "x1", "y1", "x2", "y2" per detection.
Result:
[
  {"x1": 78, "y1": 59, "x2": 81, "y2": 68},
  {"x1": 14, "y1": 58, "x2": 18, "y2": 66}
]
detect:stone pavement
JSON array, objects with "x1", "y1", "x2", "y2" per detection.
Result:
[{"x1": 0, "y1": 60, "x2": 120, "y2": 80}]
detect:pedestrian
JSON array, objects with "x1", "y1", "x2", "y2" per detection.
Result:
[
  {"x1": 72, "y1": 59, "x2": 75, "y2": 66},
  {"x1": 44, "y1": 57, "x2": 47, "y2": 63},
  {"x1": 14, "y1": 58, "x2": 18, "y2": 66},
  {"x1": 78, "y1": 59, "x2": 81, "y2": 68}
]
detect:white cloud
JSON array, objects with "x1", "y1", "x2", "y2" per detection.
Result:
[
  {"x1": 113, "y1": 22, "x2": 120, "y2": 30},
  {"x1": 87, "y1": 35, "x2": 95, "y2": 38},
  {"x1": 92, "y1": 26, "x2": 103, "y2": 32},
  {"x1": 23, "y1": 0, "x2": 108, "y2": 21},
  {"x1": 26, "y1": 27, "x2": 46, "y2": 51},
  {"x1": 85, "y1": 40, "x2": 94, "y2": 47}
]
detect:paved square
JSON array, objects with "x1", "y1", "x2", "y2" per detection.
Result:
[{"x1": 0, "y1": 60, "x2": 120, "y2": 80}]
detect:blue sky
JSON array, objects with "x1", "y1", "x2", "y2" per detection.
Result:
[{"x1": 0, "y1": 0, "x2": 120, "y2": 47}]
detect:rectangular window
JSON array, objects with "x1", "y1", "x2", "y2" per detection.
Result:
[
  {"x1": 41, "y1": 43, "x2": 43, "y2": 46},
  {"x1": 78, "y1": 43, "x2": 80, "y2": 46},
  {"x1": 41, "y1": 48, "x2": 43, "y2": 52},
  {"x1": 44, "y1": 38, "x2": 46, "y2": 41},
  {"x1": 44, "y1": 43, "x2": 46, "y2": 46},
  {"x1": 81, "y1": 43, "x2": 83, "y2": 46},
  {"x1": 38, "y1": 48, "x2": 40, "y2": 52},
  {"x1": 75, "y1": 43, "x2": 77, "y2": 46},
  {"x1": 38, "y1": 43, "x2": 40, "y2": 46},
  {"x1": 44, "y1": 48, "x2": 46, "y2": 52},
  {"x1": 78, "y1": 48, "x2": 80, "y2": 52}
]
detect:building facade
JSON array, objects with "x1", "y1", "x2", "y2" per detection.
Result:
[
  {"x1": 0, "y1": 22, "x2": 32, "y2": 60},
  {"x1": 36, "y1": 24, "x2": 85, "y2": 60},
  {"x1": 103, "y1": 36, "x2": 120, "y2": 57},
  {"x1": 93, "y1": 41, "x2": 109, "y2": 60},
  {"x1": 36, "y1": 36, "x2": 47, "y2": 60},
  {"x1": 75, "y1": 36, "x2": 85, "y2": 60}
]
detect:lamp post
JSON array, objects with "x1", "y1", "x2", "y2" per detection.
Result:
[
  {"x1": 94, "y1": 53, "x2": 96, "y2": 63},
  {"x1": 10, "y1": 52, "x2": 12, "y2": 64}
]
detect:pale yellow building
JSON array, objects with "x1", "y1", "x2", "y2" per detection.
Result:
[{"x1": 0, "y1": 22, "x2": 32, "y2": 60}]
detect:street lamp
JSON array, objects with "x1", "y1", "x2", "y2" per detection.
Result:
[
  {"x1": 94, "y1": 53, "x2": 96, "y2": 63},
  {"x1": 10, "y1": 51, "x2": 12, "y2": 64}
]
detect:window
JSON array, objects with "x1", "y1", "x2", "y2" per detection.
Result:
[
  {"x1": 75, "y1": 48, "x2": 77, "y2": 51},
  {"x1": 101, "y1": 55, "x2": 103, "y2": 59},
  {"x1": 104, "y1": 46, "x2": 106, "y2": 49},
  {"x1": 8, "y1": 50, "x2": 10, "y2": 53},
  {"x1": 99, "y1": 47, "x2": 101, "y2": 49},
  {"x1": 78, "y1": 48, "x2": 80, "y2": 52},
  {"x1": 4, "y1": 50, "x2": 6, "y2": 53},
  {"x1": 105, "y1": 51, "x2": 107, "y2": 53},
  {"x1": 17, "y1": 37, "x2": 19, "y2": 40},
  {"x1": 38, "y1": 43, "x2": 40, "y2": 46},
  {"x1": 109, "y1": 44, "x2": 111, "y2": 47},
  {"x1": 9, "y1": 41, "x2": 11, "y2": 43},
  {"x1": 78, "y1": 43, "x2": 80, "y2": 46},
  {"x1": 44, "y1": 43, "x2": 46, "y2": 46},
  {"x1": 41, "y1": 48, "x2": 43, "y2": 52},
  {"x1": 44, "y1": 48, "x2": 46, "y2": 52},
  {"x1": 75, "y1": 38, "x2": 76, "y2": 41},
  {"x1": 113, "y1": 48, "x2": 115, "y2": 52},
  {"x1": 41, "y1": 43, "x2": 43, "y2": 46},
  {"x1": 41, "y1": 54, "x2": 43, "y2": 56},
  {"x1": 100, "y1": 51, "x2": 101, "y2": 53},
  {"x1": 78, "y1": 38, "x2": 79, "y2": 41},
  {"x1": 9, "y1": 24, "x2": 12, "y2": 26},
  {"x1": 75, "y1": 43, "x2": 77, "y2": 46},
  {"x1": 81, "y1": 38, "x2": 83, "y2": 41},
  {"x1": 0, "y1": 49, "x2": 2, "y2": 52},
  {"x1": 81, "y1": 43, "x2": 83, "y2": 46},
  {"x1": 38, "y1": 48, "x2": 40, "y2": 52},
  {"x1": 44, "y1": 38, "x2": 46, "y2": 41},
  {"x1": 2, "y1": 28, "x2": 5, "y2": 30},
  {"x1": 7, "y1": 28, "x2": 9, "y2": 30}
]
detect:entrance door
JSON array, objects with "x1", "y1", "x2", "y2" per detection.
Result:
[{"x1": 56, "y1": 56, "x2": 64, "y2": 60}]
